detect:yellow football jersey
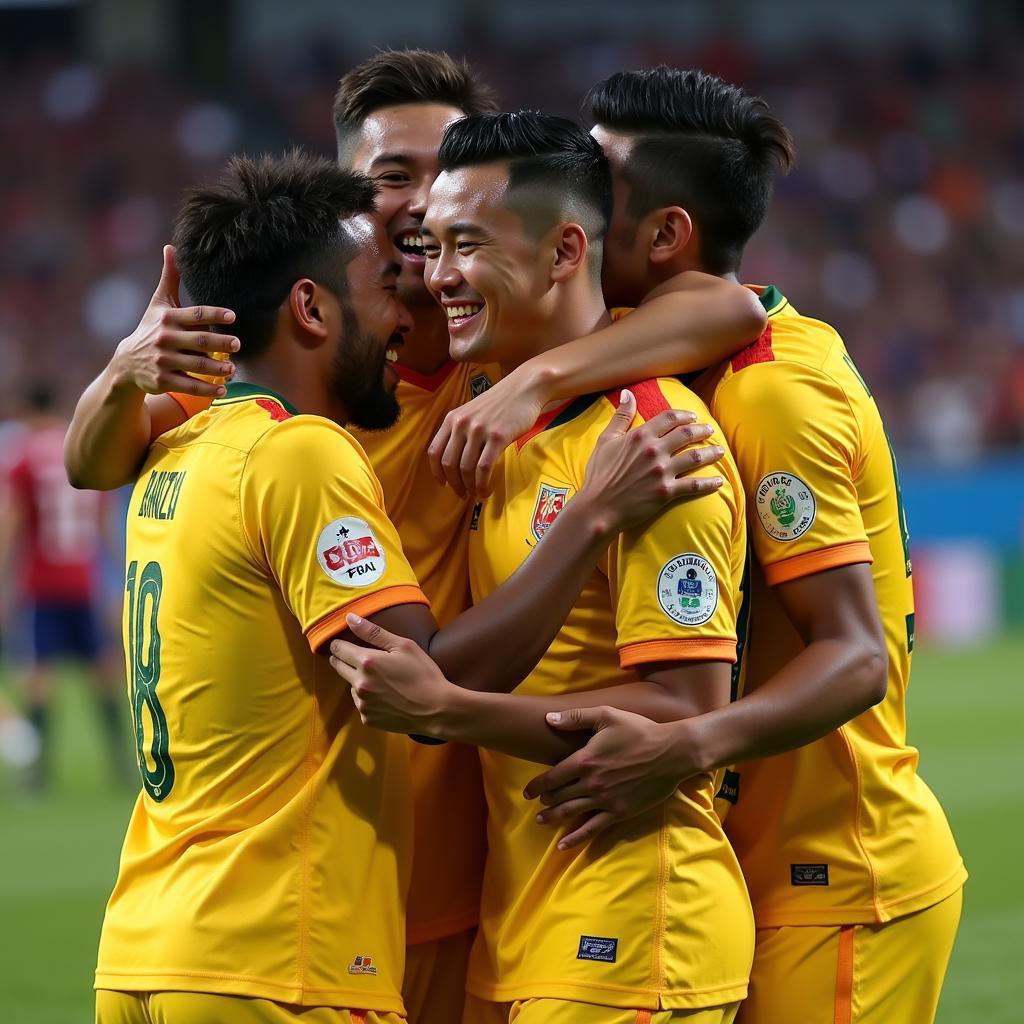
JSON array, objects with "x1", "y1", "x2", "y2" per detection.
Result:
[
  {"x1": 704, "y1": 286, "x2": 966, "y2": 926},
  {"x1": 467, "y1": 378, "x2": 753, "y2": 1010},
  {"x1": 173, "y1": 361, "x2": 497, "y2": 944},
  {"x1": 96, "y1": 382, "x2": 428, "y2": 1011},
  {"x1": 351, "y1": 359, "x2": 497, "y2": 944}
]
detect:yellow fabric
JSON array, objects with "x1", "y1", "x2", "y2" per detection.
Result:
[
  {"x1": 352, "y1": 361, "x2": 497, "y2": 944},
  {"x1": 736, "y1": 886, "x2": 962, "y2": 1024},
  {"x1": 464, "y1": 993, "x2": 739, "y2": 1024},
  {"x1": 703, "y1": 287, "x2": 966, "y2": 926},
  {"x1": 467, "y1": 378, "x2": 752, "y2": 1009},
  {"x1": 96, "y1": 989, "x2": 404, "y2": 1023},
  {"x1": 96, "y1": 384, "x2": 426, "y2": 1012},
  {"x1": 173, "y1": 363, "x2": 495, "y2": 945},
  {"x1": 402, "y1": 928, "x2": 475, "y2": 1024}
]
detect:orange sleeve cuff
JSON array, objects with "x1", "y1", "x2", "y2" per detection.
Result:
[
  {"x1": 168, "y1": 392, "x2": 211, "y2": 417},
  {"x1": 762, "y1": 540, "x2": 873, "y2": 587},
  {"x1": 618, "y1": 637, "x2": 737, "y2": 668},
  {"x1": 305, "y1": 584, "x2": 430, "y2": 652}
]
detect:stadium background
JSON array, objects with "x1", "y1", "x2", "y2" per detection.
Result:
[{"x1": 0, "y1": 0, "x2": 1021, "y2": 1020}]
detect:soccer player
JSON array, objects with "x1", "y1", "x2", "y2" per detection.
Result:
[
  {"x1": 327, "y1": 112, "x2": 754, "y2": 1024},
  {"x1": 65, "y1": 50, "x2": 766, "y2": 1024},
  {"x1": 94, "y1": 149, "x2": 719, "y2": 1024},
  {"x1": 0, "y1": 382, "x2": 124, "y2": 790},
  {"x1": 516, "y1": 69, "x2": 966, "y2": 1024}
]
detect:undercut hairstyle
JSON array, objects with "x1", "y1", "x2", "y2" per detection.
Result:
[
  {"x1": 333, "y1": 49, "x2": 498, "y2": 162},
  {"x1": 583, "y1": 67, "x2": 795, "y2": 273},
  {"x1": 172, "y1": 150, "x2": 377, "y2": 359},
  {"x1": 438, "y1": 111, "x2": 613, "y2": 250}
]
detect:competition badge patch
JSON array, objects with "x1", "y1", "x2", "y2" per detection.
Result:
[
  {"x1": 348, "y1": 954, "x2": 378, "y2": 975},
  {"x1": 658, "y1": 553, "x2": 718, "y2": 626},
  {"x1": 531, "y1": 484, "x2": 569, "y2": 541},
  {"x1": 317, "y1": 517, "x2": 386, "y2": 586},
  {"x1": 755, "y1": 471, "x2": 816, "y2": 541}
]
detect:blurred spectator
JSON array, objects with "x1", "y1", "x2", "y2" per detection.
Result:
[{"x1": 2, "y1": 30, "x2": 1023, "y2": 459}]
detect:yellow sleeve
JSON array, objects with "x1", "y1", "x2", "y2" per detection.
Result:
[
  {"x1": 239, "y1": 417, "x2": 428, "y2": 651},
  {"x1": 715, "y1": 362, "x2": 872, "y2": 587},
  {"x1": 601, "y1": 385, "x2": 741, "y2": 668}
]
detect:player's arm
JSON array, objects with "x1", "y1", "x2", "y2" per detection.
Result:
[
  {"x1": 525, "y1": 365, "x2": 889, "y2": 846},
  {"x1": 331, "y1": 615, "x2": 732, "y2": 765},
  {"x1": 345, "y1": 392, "x2": 726, "y2": 694},
  {"x1": 429, "y1": 271, "x2": 765, "y2": 497},
  {"x1": 64, "y1": 245, "x2": 236, "y2": 490}
]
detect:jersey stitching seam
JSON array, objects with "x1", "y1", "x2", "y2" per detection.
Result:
[{"x1": 293, "y1": 668, "x2": 321, "y2": 997}]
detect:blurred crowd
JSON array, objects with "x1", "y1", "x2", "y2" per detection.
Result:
[{"x1": 3, "y1": 30, "x2": 1024, "y2": 460}]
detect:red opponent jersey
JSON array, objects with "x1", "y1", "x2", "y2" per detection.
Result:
[{"x1": 6, "y1": 424, "x2": 105, "y2": 603}]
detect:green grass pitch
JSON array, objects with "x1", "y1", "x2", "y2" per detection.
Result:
[{"x1": 1, "y1": 635, "x2": 1021, "y2": 1023}]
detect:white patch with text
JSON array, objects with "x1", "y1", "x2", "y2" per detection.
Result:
[
  {"x1": 755, "y1": 472, "x2": 816, "y2": 542},
  {"x1": 657, "y1": 553, "x2": 718, "y2": 626},
  {"x1": 316, "y1": 517, "x2": 386, "y2": 587}
]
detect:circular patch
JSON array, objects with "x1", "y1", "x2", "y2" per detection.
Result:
[
  {"x1": 657, "y1": 553, "x2": 718, "y2": 626},
  {"x1": 316, "y1": 517, "x2": 386, "y2": 587},
  {"x1": 755, "y1": 472, "x2": 816, "y2": 542}
]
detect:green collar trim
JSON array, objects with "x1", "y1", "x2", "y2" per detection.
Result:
[
  {"x1": 211, "y1": 381, "x2": 299, "y2": 415},
  {"x1": 756, "y1": 284, "x2": 788, "y2": 317}
]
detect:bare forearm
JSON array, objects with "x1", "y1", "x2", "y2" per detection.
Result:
[
  {"x1": 64, "y1": 364, "x2": 152, "y2": 490},
  {"x1": 681, "y1": 637, "x2": 887, "y2": 772},
  {"x1": 423, "y1": 678, "x2": 693, "y2": 765},
  {"x1": 513, "y1": 275, "x2": 765, "y2": 404},
  {"x1": 427, "y1": 498, "x2": 614, "y2": 692}
]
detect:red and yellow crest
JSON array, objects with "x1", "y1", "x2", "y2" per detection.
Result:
[{"x1": 531, "y1": 484, "x2": 569, "y2": 541}]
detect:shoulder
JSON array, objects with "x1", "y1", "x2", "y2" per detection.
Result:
[
  {"x1": 601, "y1": 377, "x2": 716, "y2": 425},
  {"x1": 248, "y1": 414, "x2": 373, "y2": 475}
]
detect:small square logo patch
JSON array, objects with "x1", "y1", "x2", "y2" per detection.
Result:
[
  {"x1": 715, "y1": 769, "x2": 740, "y2": 805},
  {"x1": 791, "y1": 863, "x2": 829, "y2": 886},
  {"x1": 577, "y1": 935, "x2": 617, "y2": 962}
]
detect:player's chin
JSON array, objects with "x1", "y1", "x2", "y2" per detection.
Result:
[{"x1": 350, "y1": 385, "x2": 401, "y2": 432}]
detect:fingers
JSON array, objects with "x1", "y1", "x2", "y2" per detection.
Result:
[
  {"x1": 535, "y1": 797, "x2": 600, "y2": 825},
  {"x1": 473, "y1": 435, "x2": 501, "y2": 500},
  {"x1": 556, "y1": 810, "x2": 617, "y2": 851},
  {"x1": 598, "y1": 389, "x2": 636, "y2": 441},
  {"x1": 159, "y1": 352, "x2": 236, "y2": 379},
  {"x1": 427, "y1": 418, "x2": 453, "y2": 486},
  {"x1": 153, "y1": 244, "x2": 180, "y2": 305},
  {"x1": 458, "y1": 433, "x2": 488, "y2": 501},
  {"x1": 544, "y1": 707, "x2": 606, "y2": 732},
  {"x1": 344, "y1": 612, "x2": 404, "y2": 652},
  {"x1": 159, "y1": 306, "x2": 237, "y2": 331},
  {"x1": 328, "y1": 637, "x2": 369, "y2": 669},
  {"x1": 536, "y1": 780, "x2": 591, "y2": 808}
]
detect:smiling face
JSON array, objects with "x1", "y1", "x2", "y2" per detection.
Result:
[
  {"x1": 421, "y1": 163, "x2": 561, "y2": 367},
  {"x1": 347, "y1": 102, "x2": 467, "y2": 311},
  {"x1": 327, "y1": 213, "x2": 412, "y2": 429}
]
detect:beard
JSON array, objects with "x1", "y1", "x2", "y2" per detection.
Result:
[{"x1": 329, "y1": 305, "x2": 401, "y2": 432}]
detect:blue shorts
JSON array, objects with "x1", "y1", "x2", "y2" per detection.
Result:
[{"x1": 31, "y1": 601, "x2": 101, "y2": 662}]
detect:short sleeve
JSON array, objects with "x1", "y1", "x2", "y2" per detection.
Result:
[
  {"x1": 715, "y1": 362, "x2": 872, "y2": 587},
  {"x1": 168, "y1": 393, "x2": 213, "y2": 418},
  {"x1": 239, "y1": 417, "x2": 429, "y2": 651},
  {"x1": 609, "y1": 488, "x2": 741, "y2": 668},
  {"x1": 600, "y1": 384, "x2": 742, "y2": 669}
]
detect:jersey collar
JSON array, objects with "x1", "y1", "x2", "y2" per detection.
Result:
[
  {"x1": 211, "y1": 381, "x2": 300, "y2": 415},
  {"x1": 746, "y1": 284, "x2": 788, "y2": 318}
]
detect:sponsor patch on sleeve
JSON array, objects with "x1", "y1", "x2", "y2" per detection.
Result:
[
  {"x1": 657, "y1": 553, "x2": 718, "y2": 626},
  {"x1": 755, "y1": 471, "x2": 816, "y2": 541},
  {"x1": 316, "y1": 517, "x2": 386, "y2": 587}
]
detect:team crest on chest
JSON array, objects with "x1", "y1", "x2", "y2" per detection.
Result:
[
  {"x1": 469, "y1": 373, "x2": 493, "y2": 399},
  {"x1": 531, "y1": 484, "x2": 570, "y2": 541}
]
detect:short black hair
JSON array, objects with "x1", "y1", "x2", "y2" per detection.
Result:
[
  {"x1": 438, "y1": 111, "x2": 612, "y2": 246},
  {"x1": 583, "y1": 67, "x2": 795, "y2": 273},
  {"x1": 333, "y1": 49, "x2": 498, "y2": 162},
  {"x1": 172, "y1": 150, "x2": 377, "y2": 359}
]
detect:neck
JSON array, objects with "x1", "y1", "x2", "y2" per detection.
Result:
[
  {"x1": 499, "y1": 286, "x2": 610, "y2": 378},
  {"x1": 396, "y1": 301, "x2": 452, "y2": 376},
  {"x1": 237, "y1": 348, "x2": 346, "y2": 422}
]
